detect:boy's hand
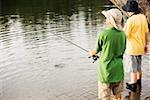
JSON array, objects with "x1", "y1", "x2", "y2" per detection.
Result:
[
  {"x1": 88, "y1": 50, "x2": 99, "y2": 63},
  {"x1": 144, "y1": 46, "x2": 147, "y2": 53},
  {"x1": 145, "y1": 45, "x2": 150, "y2": 54},
  {"x1": 88, "y1": 49, "x2": 96, "y2": 57}
]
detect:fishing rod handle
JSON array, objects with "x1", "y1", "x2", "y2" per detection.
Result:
[{"x1": 88, "y1": 55, "x2": 99, "y2": 63}]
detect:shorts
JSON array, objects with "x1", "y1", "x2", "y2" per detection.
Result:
[
  {"x1": 98, "y1": 81, "x2": 123, "y2": 100},
  {"x1": 126, "y1": 55, "x2": 142, "y2": 73}
]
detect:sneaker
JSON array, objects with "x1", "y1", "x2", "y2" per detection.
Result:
[
  {"x1": 126, "y1": 83, "x2": 137, "y2": 92},
  {"x1": 113, "y1": 96, "x2": 122, "y2": 100}
]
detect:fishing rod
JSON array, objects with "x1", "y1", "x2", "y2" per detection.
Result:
[
  {"x1": 55, "y1": 33, "x2": 88, "y2": 53},
  {"x1": 51, "y1": 31, "x2": 99, "y2": 63}
]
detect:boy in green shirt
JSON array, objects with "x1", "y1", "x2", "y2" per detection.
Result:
[{"x1": 88, "y1": 9, "x2": 126, "y2": 100}]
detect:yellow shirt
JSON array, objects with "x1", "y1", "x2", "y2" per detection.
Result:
[{"x1": 124, "y1": 14, "x2": 149, "y2": 55}]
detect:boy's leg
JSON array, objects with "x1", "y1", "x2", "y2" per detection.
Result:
[
  {"x1": 137, "y1": 55, "x2": 142, "y2": 80},
  {"x1": 98, "y1": 81, "x2": 111, "y2": 100},
  {"x1": 137, "y1": 55, "x2": 142, "y2": 88},
  {"x1": 126, "y1": 55, "x2": 142, "y2": 92},
  {"x1": 130, "y1": 72, "x2": 137, "y2": 83},
  {"x1": 137, "y1": 71, "x2": 142, "y2": 80},
  {"x1": 137, "y1": 71, "x2": 142, "y2": 87},
  {"x1": 112, "y1": 81, "x2": 123, "y2": 100}
]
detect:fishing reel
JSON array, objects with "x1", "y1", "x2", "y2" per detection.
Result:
[{"x1": 88, "y1": 55, "x2": 99, "y2": 63}]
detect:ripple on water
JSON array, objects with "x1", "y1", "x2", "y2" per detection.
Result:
[
  {"x1": 54, "y1": 63, "x2": 65, "y2": 68},
  {"x1": 144, "y1": 96, "x2": 150, "y2": 100}
]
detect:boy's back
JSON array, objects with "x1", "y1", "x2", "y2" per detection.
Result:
[{"x1": 96, "y1": 27, "x2": 126, "y2": 83}]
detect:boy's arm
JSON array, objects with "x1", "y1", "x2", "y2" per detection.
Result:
[
  {"x1": 144, "y1": 20, "x2": 149, "y2": 53},
  {"x1": 88, "y1": 32, "x2": 103, "y2": 56},
  {"x1": 95, "y1": 33, "x2": 103, "y2": 53},
  {"x1": 145, "y1": 32, "x2": 149, "y2": 53}
]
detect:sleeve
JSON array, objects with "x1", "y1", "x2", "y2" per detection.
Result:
[
  {"x1": 95, "y1": 32, "x2": 103, "y2": 53},
  {"x1": 123, "y1": 18, "x2": 132, "y2": 38}
]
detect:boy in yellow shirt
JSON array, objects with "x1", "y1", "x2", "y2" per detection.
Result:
[{"x1": 122, "y1": 0, "x2": 149, "y2": 92}]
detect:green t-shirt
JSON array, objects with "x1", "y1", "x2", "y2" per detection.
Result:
[{"x1": 95, "y1": 27, "x2": 126, "y2": 83}]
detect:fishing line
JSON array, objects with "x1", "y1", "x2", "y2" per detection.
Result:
[
  {"x1": 51, "y1": 29, "x2": 99, "y2": 63},
  {"x1": 52, "y1": 32, "x2": 88, "y2": 52}
]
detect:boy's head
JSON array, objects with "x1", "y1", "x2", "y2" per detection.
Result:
[
  {"x1": 122, "y1": 0, "x2": 140, "y2": 16},
  {"x1": 101, "y1": 8, "x2": 123, "y2": 30}
]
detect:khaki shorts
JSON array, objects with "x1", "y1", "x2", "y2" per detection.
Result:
[{"x1": 98, "y1": 81, "x2": 123, "y2": 100}]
